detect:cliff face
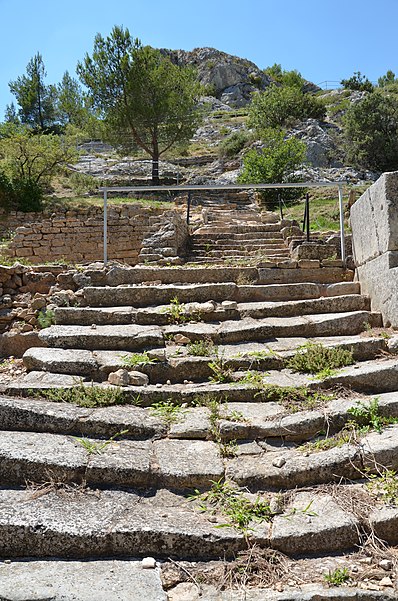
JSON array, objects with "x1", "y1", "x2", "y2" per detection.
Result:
[{"x1": 162, "y1": 47, "x2": 273, "y2": 107}]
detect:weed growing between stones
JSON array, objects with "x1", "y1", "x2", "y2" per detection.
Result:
[
  {"x1": 208, "y1": 356, "x2": 235, "y2": 383},
  {"x1": 287, "y1": 342, "x2": 354, "y2": 376},
  {"x1": 187, "y1": 337, "x2": 217, "y2": 357},
  {"x1": 189, "y1": 479, "x2": 273, "y2": 534},
  {"x1": 163, "y1": 296, "x2": 202, "y2": 324},
  {"x1": 26, "y1": 381, "x2": 140, "y2": 408},
  {"x1": 238, "y1": 370, "x2": 268, "y2": 388},
  {"x1": 192, "y1": 394, "x2": 243, "y2": 457},
  {"x1": 74, "y1": 429, "x2": 129, "y2": 455},
  {"x1": 37, "y1": 308, "x2": 56, "y2": 329},
  {"x1": 258, "y1": 384, "x2": 332, "y2": 412},
  {"x1": 121, "y1": 352, "x2": 158, "y2": 367},
  {"x1": 324, "y1": 567, "x2": 350, "y2": 586},
  {"x1": 367, "y1": 469, "x2": 398, "y2": 505},
  {"x1": 149, "y1": 400, "x2": 186, "y2": 426}
]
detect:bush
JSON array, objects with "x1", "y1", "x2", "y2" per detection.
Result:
[
  {"x1": 218, "y1": 131, "x2": 250, "y2": 158},
  {"x1": 249, "y1": 85, "x2": 326, "y2": 131},
  {"x1": 341, "y1": 71, "x2": 373, "y2": 92},
  {"x1": 343, "y1": 91, "x2": 398, "y2": 171},
  {"x1": 0, "y1": 172, "x2": 43, "y2": 213},
  {"x1": 238, "y1": 129, "x2": 306, "y2": 208}
]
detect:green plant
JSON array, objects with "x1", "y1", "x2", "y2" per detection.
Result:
[
  {"x1": 218, "y1": 439, "x2": 239, "y2": 458},
  {"x1": 163, "y1": 296, "x2": 189, "y2": 324},
  {"x1": 367, "y1": 469, "x2": 398, "y2": 505},
  {"x1": 149, "y1": 400, "x2": 186, "y2": 425},
  {"x1": 208, "y1": 354, "x2": 235, "y2": 384},
  {"x1": 187, "y1": 338, "x2": 216, "y2": 357},
  {"x1": 190, "y1": 480, "x2": 273, "y2": 534},
  {"x1": 27, "y1": 380, "x2": 134, "y2": 408},
  {"x1": 347, "y1": 398, "x2": 398, "y2": 433},
  {"x1": 217, "y1": 131, "x2": 250, "y2": 158},
  {"x1": 74, "y1": 429, "x2": 129, "y2": 455},
  {"x1": 121, "y1": 352, "x2": 158, "y2": 367},
  {"x1": 341, "y1": 71, "x2": 373, "y2": 92},
  {"x1": 283, "y1": 499, "x2": 317, "y2": 519},
  {"x1": 324, "y1": 567, "x2": 349, "y2": 586},
  {"x1": 37, "y1": 308, "x2": 55, "y2": 329},
  {"x1": 287, "y1": 343, "x2": 354, "y2": 375}
]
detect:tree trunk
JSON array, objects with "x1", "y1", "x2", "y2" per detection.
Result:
[{"x1": 151, "y1": 152, "x2": 160, "y2": 186}]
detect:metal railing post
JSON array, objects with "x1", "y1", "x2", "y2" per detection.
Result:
[
  {"x1": 338, "y1": 184, "x2": 346, "y2": 268},
  {"x1": 186, "y1": 191, "x2": 192, "y2": 225},
  {"x1": 103, "y1": 188, "x2": 108, "y2": 266},
  {"x1": 305, "y1": 193, "x2": 310, "y2": 242}
]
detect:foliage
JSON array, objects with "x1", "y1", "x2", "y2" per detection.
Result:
[
  {"x1": 187, "y1": 338, "x2": 216, "y2": 357},
  {"x1": 324, "y1": 567, "x2": 349, "y2": 586},
  {"x1": 238, "y1": 128, "x2": 306, "y2": 207},
  {"x1": 0, "y1": 170, "x2": 43, "y2": 213},
  {"x1": 263, "y1": 64, "x2": 306, "y2": 89},
  {"x1": 347, "y1": 398, "x2": 398, "y2": 433},
  {"x1": 248, "y1": 85, "x2": 325, "y2": 130},
  {"x1": 149, "y1": 400, "x2": 186, "y2": 425},
  {"x1": 56, "y1": 71, "x2": 93, "y2": 129},
  {"x1": 217, "y1": 130, "x2": 250, "y2": 158},
  {"x1": 259, "y1": 385, "x2": 332, "y2": 413},
  {"x1": 77, "y1": 26, "x2": 202, "y2": 183},
  {"x1": 121, "y1": 352, "x2": 158, "y2": 367},
  {"x1": 164, "y1": 296, "x2": 189, "y2": 324},
  {"x1": 190, "y1": 479, "x2": 273, "y2": 534},
  {"x1": 9, "y1": 53, "x2": 58, "y2": 131},
  {"x1": 341, "y1": 71, "x2": 374, "y2": 92},
  {"x1": 367, "y1": 469, "x2": 398, "y2": 505},
  {"x1": 208, "y1": 356, "x2": 235, "y2": 383},
  {"x1": 287, "y1": 343, "x2": 354, "y2": 376},
  {"x1": 74, "y1": 429, "x2": 128, "y2": 455},
  {"x1": 0, "y1": 127, "x2": 78, "y2": 188},
  {"x1": 37, "y1": 309, "x2": 55, "y2": 329},
  {"x1": 27, "y1": 380, "x2": 131, "y2": 408},
  {"x1": 378, "y1": 70, "x2": 397, "y2": 88},
  {"x1": 343, "y1": 91, "x2": 398, "y2": 171}
]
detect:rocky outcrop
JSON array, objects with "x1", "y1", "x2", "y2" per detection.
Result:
[
  {"x1": 162, "y1": 47, "x2": 273, "y2": 107},
  {"x1": 287, "y1": 119, "x2": 341, "y2": 168}
]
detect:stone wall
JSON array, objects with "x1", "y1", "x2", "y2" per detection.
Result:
[
  {"x1": 350, "y1": 171, "x2": 398, "y2": 327},
  {"x1": 3, "y1": 204, "x2": 189, "y2": 266}
]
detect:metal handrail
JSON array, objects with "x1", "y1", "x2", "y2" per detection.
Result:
[{"x1": 100, "y1": 181, "x2": 347, "y2": 267}]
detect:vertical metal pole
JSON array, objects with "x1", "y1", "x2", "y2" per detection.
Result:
[
  {"x1": 305, "y1": 193, "x2": 310, "y2": 242},
  {"x1": 186, "y1": 191, "x2": 191, "y2": 225},
  {"x1": 302, "y1": 201, "x2": 307, "y2": 233},
  {"x1": 338, "y1": 184, "x2": 346, "y2": 268},
  {"x1": 103, "y1": 189, "x2": 108, "y2": 266}
]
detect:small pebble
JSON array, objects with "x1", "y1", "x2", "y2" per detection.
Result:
[
  {"x1": 142, "y1": 557, "x2": 156, "y2": 569},
  {"x1": 166, "y1": 380, "x2": 171, "y2": 385},
  {"x1": 379, "y1": 559, "x2": 393, "y2": 571},
  {"x1": 156, "y1": 383, "x2": 162, "y2": 388},
  {"x1": 91, "y1": 323, "x2": 97, "y2": 329},
  {"x1": 380, "y1": 577, "x2": 394, "y2": 587},
  {"x1": 351, "y1": 565, "x2": 359, "y2": 573},
  {"x1": 272, "y1": 456, "x2": 286, "y2": 468}
]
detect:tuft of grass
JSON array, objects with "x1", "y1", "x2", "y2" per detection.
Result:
[
  {"x1": 37, "y1": 309, "x2": 56, "y2": 329},
  {"x1": 259, "y1": 384, "x2": 332, "y2": 412},
  {"x1": 149, "y1": 400, "x2": 186, "y2": 425},
  {"x1": 26, "y1": 381, "x2": 139, "y2": 408},
  {"x1": 287, "y1": 342, "x2": 354, "y2": 376},
  {"x1": 208, "y1": 356, "x2": 235, "y2": 384},
  {"x1": 324, "y1": 567, "x2": 349, "y2": 586},
  {"x1": 187, "y1": 338, "x2": 217, "y2": 357},
  {"x1": 347, "y1": 397, "x2": 398, "y2": 433},
  {"x1": 238, "y1": 370, "x2": 268, "y2": 388},
  {"x1": 74, "y1": 429, "x2": 129, "y2": 455},
  {"x1": 121, "y1": 352, "x2": 158, "y2": 367},
  {"x1": 190, "y1": 479, "x2": 273, "y2": 534},
  {"x1": 367, "y1": 469, "x2": 398, "y2": 506}
]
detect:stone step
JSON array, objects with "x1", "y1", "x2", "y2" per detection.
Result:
[
  {"x1": 191, "y1": 241, "x2": 288, "y2": 250},
  {"x1": 227, "y1": 425, "x2": 398, "y2": 491},
  {"x1": 319, "y1": 356, "x2": 398, "y2": 393},
  {"x1": 0, "y1": 560, "x2": 167, "y2": 601},
  {"x1": 162, "y1": 311, "x2": 381, "y2": 345},
  {"x1": 82, "y1": 282, "x2": 353, "y2": 308},
  {"x1": 193, "y1": 231, "x2": 285, "y2": 240},
  {"x1": 23, "y1": 332, "x2": 387, "y2": 383},
  {"x1": 189, "y1": 249, "x2": 290, "y2": 258},
  {"x1": 194, "y1": 224, "x2": 285, "y2": 235},
  {"x1": 0, "y1": 487, "x2": 366, "y2": 559},
  {"x1": 0, "y1": 431, "x2": 224, "y2": 490},
  {"x1": 104, "y1": 265, "x2": 260, "y2": 285},
  {"x1": 186, "y1": 255, "x2": 290, "y2": 265},
  {"x1": 54, "y1": 294, "x2": 371, "y2": 326},
  {"x1": 38, "y1": 311, "x2": 380, "y2": 351}
]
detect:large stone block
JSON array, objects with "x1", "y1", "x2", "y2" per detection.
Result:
[{"x1": 350, "y1": 171, "x2": 398, "y2": 266}]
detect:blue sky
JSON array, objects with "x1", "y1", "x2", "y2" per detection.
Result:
[{"x1": 1, "y1": 0, "x2": 397, "y2": 116}]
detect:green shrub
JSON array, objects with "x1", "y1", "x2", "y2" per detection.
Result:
[
  {"x1": 341, "y1": 71, "x2": 373, "y2": 92},
  {"x1": 287, "y1": 343, "x2": 354, "y2": 375},
  {"x1": 218, "y1": 131, "x2": 250, "y2": 158},
  {"x1": 12, "y1": 178, "x2": 43, "y2": 212},
  {"x1": 37, "y1": 308, "x2": 55, "y2": 329}
]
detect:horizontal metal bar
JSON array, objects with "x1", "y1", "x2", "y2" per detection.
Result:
[{"x1": 99, "y1": 181, "x2": 347, "y2": 193}]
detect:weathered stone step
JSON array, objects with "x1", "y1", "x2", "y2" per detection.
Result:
[
  {"x1": 257, "y1": 268, "x2": 355, "y2": 285},
  {"x1": 189, "y1": 249, "x2": 289, "y2": 258},
  {"x1": 39, "y1": 324, "x2": 165, "y2": 351},
  {"x1": 54, "y1": 293, "x2": 371, "y2": 327},
  {"x1": 194, "y1": 223, "x2": 284, "y2": 235},
  {"x1": 163, "y1": 311, "x2": 381, "y2": 345},
  {"x1": 193, "y1": 231, "x2": 284, "y2": 241},
  {"x1": 319, "y1": 357, "x2": 398, "y2": 393},
  {"x1": 82, "y1": 282, "x2": 356, "y2": 308},
  {"x1": 23, "y1": 331, "x2": 386, "y2": 383},
  {"x1": 0, "y1": 559, "x2": 167, "y2": 601},
  {"x1": 227, "y1": 425, "x2": 398, "y2": 491},
  {"x1": 0, "y1": 431, "x2": 224, "y2": 490},
  {"x1": 0, "y1": 488, "x2": 363, "y2": 559},
  {"x1": 191, "y1": 239, "x2": 287, "y2": 249},
  {"x1": 104, "y1": 265, "x2": 260, "y2": 285}
]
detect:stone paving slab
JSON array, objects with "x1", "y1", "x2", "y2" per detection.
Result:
[
  {"x1": 0, "y1": 431, "x2": 224, "y2": 490},
  {"x1": 0, "y1": 559, "x2": 167, "y2": 601},
  {"x1": 55, "y1": 305, "x2": 135, "y2": 326},
  {"x1": 164, "y1": 312, "x2": 378, "y2": 344},
  {"x1": 271, "y1": 493, "x2": 359, "y2": 555},
  {"x1": 319, "y1": 358, "x2": 398, "y2": 393},
  {"x1": 39, "y1": 324, "x2": 164, "y2": 351},
  {"x1": 227, "y1": 425, "x2": 398, "y2": 491}
]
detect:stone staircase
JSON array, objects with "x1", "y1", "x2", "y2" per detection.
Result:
[{"x1": 1, "y1": 263, "x2": 398, "y2": 599}]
